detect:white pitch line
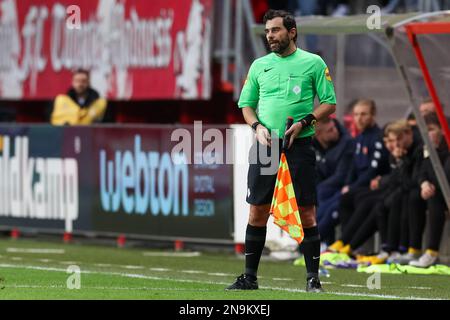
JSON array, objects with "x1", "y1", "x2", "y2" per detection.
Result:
[
  {"x1": 0, "y1": 263, "x2": 442, "y2": 300},
  {"x1": 8, "y1": 284, "x2": 215, "y2": 292},
  {"x1": 0, "y1": 264, "x2": 64, "y2": 272},
  {"x1": 97, "y1": 287, "x2": 214, "y2": 292},
  {"x1": 207, "y1": 273, "x2": 234, "y2": 277},
  {"x1": 341, "y1": 284, "x2": 366, "y2": 288},
  {"x1": 272, "y1": 278, "x2": 294, "y2": 281},
  {"x1": 38, "y1": 259, "x2": 52, "y2": 263},
  {"x1": 260, "y1": 285, "x2": 438, "y2": 300},
  {"x1": 342, "y1": 284, "x2": 431, "y2": 291},
  {"x1": 96, "y1": 286, "x2": 214, "y2": 292},
  {"x1": 143, "y1": 252, "x2": 201, "y2": 258},
  {"x1": 59, "y1": 261, "x2": 78, "y2": 265},
  {"x1": 11, "y1": 257, "x2": 23, "y2": 261},
  {"x1": 6, "y1": 248, "x2": 65, "y2": 254},
  {"x1": 149, "y1": 268, "x2": 171, "y2": 272},
  {"x1": 122, "y1": 265, "x2": 145, "y2": 270},
  {"x1": 10, "y1": 285, "x2": 65, "y2": 289},
  {"x1": 182, "y1": 270, "x2": 205, "y2": 274},
  {"x1": 94, "y1": 264, "x2": 112, "y2": 268}
]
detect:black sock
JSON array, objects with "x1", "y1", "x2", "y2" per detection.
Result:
[
  {"x1": 244, "y1": 224, "x2": 267, "y2": 280},
  {"x1": 302, "y1": 226, "x2": 321, "y2": 280}
]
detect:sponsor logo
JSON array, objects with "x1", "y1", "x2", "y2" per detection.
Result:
[
  {"x1": 99, "y1": 135, "x2": 189, "y2": 216},
  {"x1": 0, "y1": 136, "x2": 78, "y2": 220}
]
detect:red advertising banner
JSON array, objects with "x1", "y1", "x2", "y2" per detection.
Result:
[{"x1": 0, "y1": 0, "x2": 212, "y2": 100}]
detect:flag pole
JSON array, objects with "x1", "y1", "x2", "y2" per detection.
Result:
[{"x1": 282, "y1": 117, "x2": 294, "y2": 152}]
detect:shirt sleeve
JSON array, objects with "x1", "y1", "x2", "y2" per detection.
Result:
[
  {"x1": 313, "y1": 58, "x2": 337, "y2": 105},
  {"x1": 237, "y1": 62, "x2": 260, "y2": 109},
  {"x1": 418, "y1": 156, "x2": 429, "y2": 185},
  {"x1": 344, "y1": 158, "x2": 356, "y2": 186}
]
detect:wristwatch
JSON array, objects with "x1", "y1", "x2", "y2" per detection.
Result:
[
  {"x1": 300, "y1": 114, "x2": 317, "y2": 128},
  {"x1": 251, "y1": 121, "x2": 261, "y2": 132}
]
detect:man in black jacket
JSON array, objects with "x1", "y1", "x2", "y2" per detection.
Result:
[
  {"x1": 313, "y1": 117, "x2": 354, "y2": 243},
  {"x1": 328, "y1": 99, "x2": 390, "y2": 252},
  {"x1": 324, "y1": 124, "x2": 400, "y2": 256},
  {"x1": 410, "y1": 112, "x2": 450, "y2": 267},
  {"x1": 374, "y1": 120, "x2": 424, "y2": 264}
]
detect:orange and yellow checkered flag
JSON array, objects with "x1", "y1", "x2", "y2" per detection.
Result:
[
  {"x1": 270, "y1": 153, "x2": 304, "y2": 244},
  {"x1": 269, "y1": 117, "x2": 304, "y2": 244}
]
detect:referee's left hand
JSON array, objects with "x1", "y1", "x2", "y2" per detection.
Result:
[{"x1": 285, "y1": 122, "x2": 303, "y2": 149}]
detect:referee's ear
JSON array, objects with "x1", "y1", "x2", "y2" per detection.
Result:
[{"x1": 289, "y1": 27, "x2": 297, "y2": 43}]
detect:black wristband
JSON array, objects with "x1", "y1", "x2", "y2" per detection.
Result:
[
  {"x1": 299, "y1": 114, "x2": 317, "y2": 128},
  {"x1": 251, "y1": 121, "x2": 261, "y2": 132}
]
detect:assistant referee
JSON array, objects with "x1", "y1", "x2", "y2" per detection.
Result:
[{"x1": 226, "y1": 10, "x2": 336, "y2": 292}]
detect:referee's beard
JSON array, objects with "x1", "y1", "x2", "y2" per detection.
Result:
[{"x1": 269, "y1": 35, "x2": 291, "y2": 55}]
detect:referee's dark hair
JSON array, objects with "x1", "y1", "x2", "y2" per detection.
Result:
[{"x1": 263, "y1": 9, "x2": 297, "y2": 43}]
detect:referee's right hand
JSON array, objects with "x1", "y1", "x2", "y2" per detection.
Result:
[{"x1": 255, "y1": 124, "x2": 272, "y2": 147}]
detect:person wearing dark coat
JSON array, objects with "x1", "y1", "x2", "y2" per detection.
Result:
[
  {"x1": 409, "y1": 112, "x2": 450, "y2": 267},
  {"x1": 328, "y1": 99, "x2": 390, "y2": 252},
  {"x1": 312, "y1": 118, "x2": 354, "y2": 244}
]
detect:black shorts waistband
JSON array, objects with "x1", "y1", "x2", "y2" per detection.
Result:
[
  {"x1": 254, "y1": 136, "x2": 312, "y2": 150},
  {"x1": 278, "y1": 136, "x2": 312, "y2": 146},
  {"x1": 254, "y1": 137, "x2": 313, "y2": 151}
]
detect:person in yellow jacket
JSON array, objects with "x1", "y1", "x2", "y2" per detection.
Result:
[{"x1": 51, "y1": 69, "x2": 107, "y2": 125}]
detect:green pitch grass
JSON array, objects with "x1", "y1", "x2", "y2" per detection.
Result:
[{"x1": 0, "y1": 238, "x2": 448, "y2": 300}]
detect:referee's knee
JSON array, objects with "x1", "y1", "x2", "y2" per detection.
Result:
[
  {"x1": 300, "y1": 206, "x2": 317, "y2": 228},
  {"x1": 248, "y1": 204, "x2": 271, "y2": 227}
]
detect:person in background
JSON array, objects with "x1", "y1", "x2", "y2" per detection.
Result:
[
  {"x1": 288, "y1": 0, "x2": 319, "y2": 52},
  {"x1": 391, "y1": 117, "x2": 428, "y2": 264},
  {"x1": 410, "y1": 112, "x2": 450, "y2": 267},
  {"x1": 313, "y1": 117, "x2": 354, "y2": 244},
  {"x1": 328, "y1": 99, "x2": 390, "y2": 252},
  {"x1": 330, "y1": 0, "x2": 350, "y2": 16},
  {"x1": 419, "y1": 98, "x2": 440, "y2": 117},
  {"x1": 326, "y1": 124, "x2": 400, "y2": 257},
  {"x1": 419, "y1": 97, "x2": 450, "y2": 123},
  {"x1": 366, "y1": 120, "x2": 423, "y2": 264},
  {"x1": 51, "y1": 69, "x2": 107, "y2": 126}
]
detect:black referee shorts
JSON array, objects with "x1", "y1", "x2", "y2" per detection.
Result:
[{"x1": 246, "y1": 137, "x2": 317, "y2": 207}]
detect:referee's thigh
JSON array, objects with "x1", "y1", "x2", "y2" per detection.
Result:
[
  {"x1": 286, "y1": 140, "x2": 317, "y2": 206},
  {"x1": 246, "y1": 141, "x2": 278, "y2": 206}
]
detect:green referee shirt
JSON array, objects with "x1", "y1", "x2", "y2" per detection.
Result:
[{"x1": 238, "y1": 48, "x2": 336, "y2": 138}]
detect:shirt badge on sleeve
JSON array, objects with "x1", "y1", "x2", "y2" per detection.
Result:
[{"x1": 325, "y1": 68, "x2": 332, "y2": 81}]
